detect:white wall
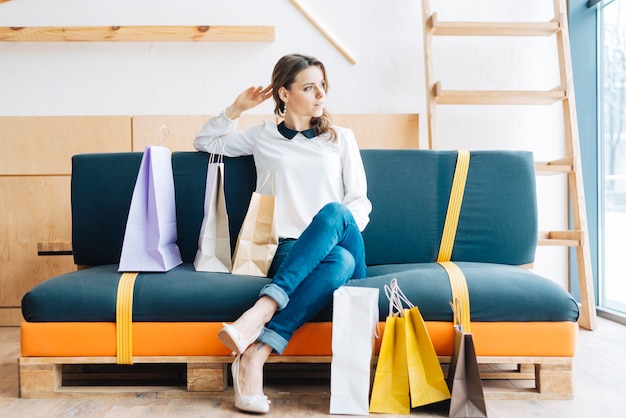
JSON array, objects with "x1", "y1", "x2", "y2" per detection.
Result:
[
  {"x1": 0, "y1": 0, "x2": 568, "y2": 287},
  {"x1": 0, "y1": 0, "x2": 423, "y2": 118}
]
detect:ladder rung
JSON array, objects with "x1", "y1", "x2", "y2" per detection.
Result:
[
  {"x1": 430, "y1": 15, "x2": 560, "y2": 37},
  {"x1": 538, "y1": 230, "x2": 582, "y2": 247},
  {"x1": 535, "y1": 158, "x2": 573, "y2": 175},
  {"x1": 434, "y1": 89, "x2": 565, "y2": 105}
]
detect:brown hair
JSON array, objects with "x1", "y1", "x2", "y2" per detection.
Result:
[{"x1": 271, "y1": 54, "x2": 337, "y2": 141}]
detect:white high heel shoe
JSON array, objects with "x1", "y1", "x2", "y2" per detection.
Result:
[
  {"x1": 218, "y1": 323, "x2": 262, "y2": 355},
  {"x1": 232, "y1": 354, "x2": 270, "y2": 414}
]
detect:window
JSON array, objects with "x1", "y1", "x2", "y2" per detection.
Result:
[{"x1": 599, "y1": 0, "x2": 626, "y2": 319}]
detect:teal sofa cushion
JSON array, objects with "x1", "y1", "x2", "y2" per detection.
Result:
[{"x1": 21, "y1": 262, "x2": 579, "y2": 323}]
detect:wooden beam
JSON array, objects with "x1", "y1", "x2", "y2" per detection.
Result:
[
  {"x1": 538, "y1": 230, "x2": 582, "y2": 247},
  {"x1": 288, "y1": 0, "x2": 356, "y2": 64},
  {"x1": 0, "y1": 25, "x2": 275, "y2": 42},
  {"x1": 431, "y1": 13, "x2": 560, "y2": 37},
  {"x1": 535, "y1": 157, "x2": 574, "y2": 175},
  {"x1": 18, "y1": 355, "x2": 573, "y2": 399},
  {"x1": 434, "y1": 87, "x2": 566, "y2": 105}
]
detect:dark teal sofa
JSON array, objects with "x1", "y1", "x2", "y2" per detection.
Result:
[{"x1": 18, "y1": 149, "x2": 580, "y2": 399}]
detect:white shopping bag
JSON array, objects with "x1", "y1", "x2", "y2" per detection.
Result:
[
  {"x1": 194, "y1": 150, "x2": 231, "y2": 272},
  {"x1": 330, "y1": 286, "x2": 380, "y2": 415}
]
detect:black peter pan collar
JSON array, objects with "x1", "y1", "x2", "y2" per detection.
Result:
[{"x1": 277, "y1": 121, "x2": 316, "y2": 139}]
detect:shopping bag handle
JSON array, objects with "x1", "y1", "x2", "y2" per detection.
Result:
[
  {"x1": 449, "y1": 298, "x2": 466, "y2": 332},
  {"x1": 383, "y1": 282, "x2": 401, "y2": 317},
  {"x1": 384, "y1": 278, "x2": 416, "y2": 317},
  {"x1": 155, "y1": 124, "x2": 169, "y2": 147},
  {"x1": 209, "y1": 140, "x2": 225, "y2": 165},
  {"x1": 257, "y1": 170, "x2": 278, "y2": 195}
]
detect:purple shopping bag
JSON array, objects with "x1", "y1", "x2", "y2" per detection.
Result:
[{"x1": 118, "y1": 145, "x2": 183, "y2": 272}]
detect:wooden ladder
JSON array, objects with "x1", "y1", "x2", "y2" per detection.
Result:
[{"x1": 421, "y1": 0, "x2": 596, "y2": 330}]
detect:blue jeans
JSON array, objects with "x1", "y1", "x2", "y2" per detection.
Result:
[{"x1": 257, "y1": 202, "x2": 366, "y2": 354}]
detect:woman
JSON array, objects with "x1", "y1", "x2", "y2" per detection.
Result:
[{"x1": 193, "y1": 53, "x2": 371, "y2": 413}]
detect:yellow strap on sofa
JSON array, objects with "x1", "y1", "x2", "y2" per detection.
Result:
[
  {"x1": 437, "y1": 150, "x2": 470, "y2": 262},
  {"x1": 437, "y1": 150, "x2": 471, "y2": 332},
  {"x1": 438, "y1": 261, "x2": 471, "y2": 331},
  {"x1": 116, "y1": 272, "x2": 138, "y2": 364}
]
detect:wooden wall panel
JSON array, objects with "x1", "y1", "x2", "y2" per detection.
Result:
[
  {"x1": 132, "y1": 114, "x2": 274, "y2": 152},
  {"x1": 0, "y1": 116, "x2": 132, "y2": 175},
  {"x1": 132, "y1": 114, "x2": 419, "y2": 151},
  {"x1": 132, "y1": 115, "x2": 208, "y2": 152},
  {"x1": 331, "y1": 114, "x2": 419, "y2": 149},
  {"x1": 0, "y1": 177, "x2": 75, "y2": 307}
]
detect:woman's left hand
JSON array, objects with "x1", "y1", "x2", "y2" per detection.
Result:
[{"x1": 227, "y1": 85, "x2": 273, "y2": 119}]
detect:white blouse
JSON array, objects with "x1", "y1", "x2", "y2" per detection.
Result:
[{"x1": 194, "y1": 110, "x2": 372, "y2": 239}]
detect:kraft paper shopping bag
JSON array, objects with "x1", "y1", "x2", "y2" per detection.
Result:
[
  {"x1": 194, "y1": 150, "x2": 231, "y2": 272},
  {"x1": 330, "y1": 286, "x2": 379, "y2": 415},
  {"x1": 231, "y1": 170, "x2": 278, "y2": 277},
  {"x1": 118, "y1": 144, "x2": 182, "y2": 272}
]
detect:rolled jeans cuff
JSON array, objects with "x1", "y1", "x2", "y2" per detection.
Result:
[
  {"x1": 259, "y1": 283, "x2": 289, "y2": 310},
  {"x1": 258, "y1": 327, "x2": 288, "y2": 355}
]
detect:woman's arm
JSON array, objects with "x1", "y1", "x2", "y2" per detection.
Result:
[
  {"x1": 339, "y1": 128, "x2": 372, "y2": 231},
  {"x1": 193, "y1": 85, "x2": 272, "y2": 156}
]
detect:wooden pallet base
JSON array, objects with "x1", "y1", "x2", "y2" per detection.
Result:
[{"x1": 18, "y1": 355, "x2": 573, "y2": 400}]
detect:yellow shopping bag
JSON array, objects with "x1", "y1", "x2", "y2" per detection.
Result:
[
  {"x1": 404, "y1": 306, "x2": 451, "y2": 407},
  {"x1": 369, "y1": 314, "x2": 410, "y2": 414}
]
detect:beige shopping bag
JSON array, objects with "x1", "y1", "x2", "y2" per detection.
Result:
[{"x1": 231, "y1": 170, "x2": 278, "y2": 277}]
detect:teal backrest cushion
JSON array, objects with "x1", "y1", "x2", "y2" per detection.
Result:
[
  {"x1": 71, "y1": 149, "x2": 537, "y2": 267},
  {"x1": 71, "y1": 152, "x2": 256, "y2": 266},
  {"x1": 360, "y1": 150, "x2": 537, "y2": 266}
]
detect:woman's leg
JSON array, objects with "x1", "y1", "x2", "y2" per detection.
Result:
[
  {"x1": 259, "y1": 202, "x2": 366, "y2": 310},
  {"x1": 236, "y1": 245, "x2": 356, "y2": 398},
  {"x1": 237, "y1": 342, "x2": 273, "y2": 402},
  {"x1": 224, "y1": 202, "x2": 366, "y2": 399},
  {"x1": 226, "y1": 203, "x2": 365, "y2": 347},
  {"x1": 258, "y1": 245, "x2": 355, "y2": 353}
]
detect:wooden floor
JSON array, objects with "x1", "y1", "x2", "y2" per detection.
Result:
[{"x1": 1, "y1": 317, "x2": 625, "y2": 417}]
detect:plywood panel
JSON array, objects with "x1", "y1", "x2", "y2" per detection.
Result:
[
  {"x1": 0, "y1": 116, "x2": 131, "y2": 175},
  {"x1": 0, "y1": 307, "x2": 23, "y2": 326},
  {"x1": 331, "y1": 114, "x2": 419, "y2": 149},
  {"x1": 131, "y1": 115, "x2": 209, "y2": 152},
  {"x1": 0, "y1": 177, "x2": 75, "y2": 307},
  {"x1": 132, "y1": 114, "x2": 419, "y2": 152}
]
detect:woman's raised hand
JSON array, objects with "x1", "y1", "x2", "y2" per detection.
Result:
[{"x1": 226, "y1": 85, "x2": 273, "y2": 119}]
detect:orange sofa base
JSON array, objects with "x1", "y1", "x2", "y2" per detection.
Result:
[{"x1": 20, "y1": 320, "x2": 577, "y2": 358}]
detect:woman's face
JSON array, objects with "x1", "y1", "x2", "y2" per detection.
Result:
[{"x1": 282, "y1": 65, "x2": 326, "y2": 119}]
